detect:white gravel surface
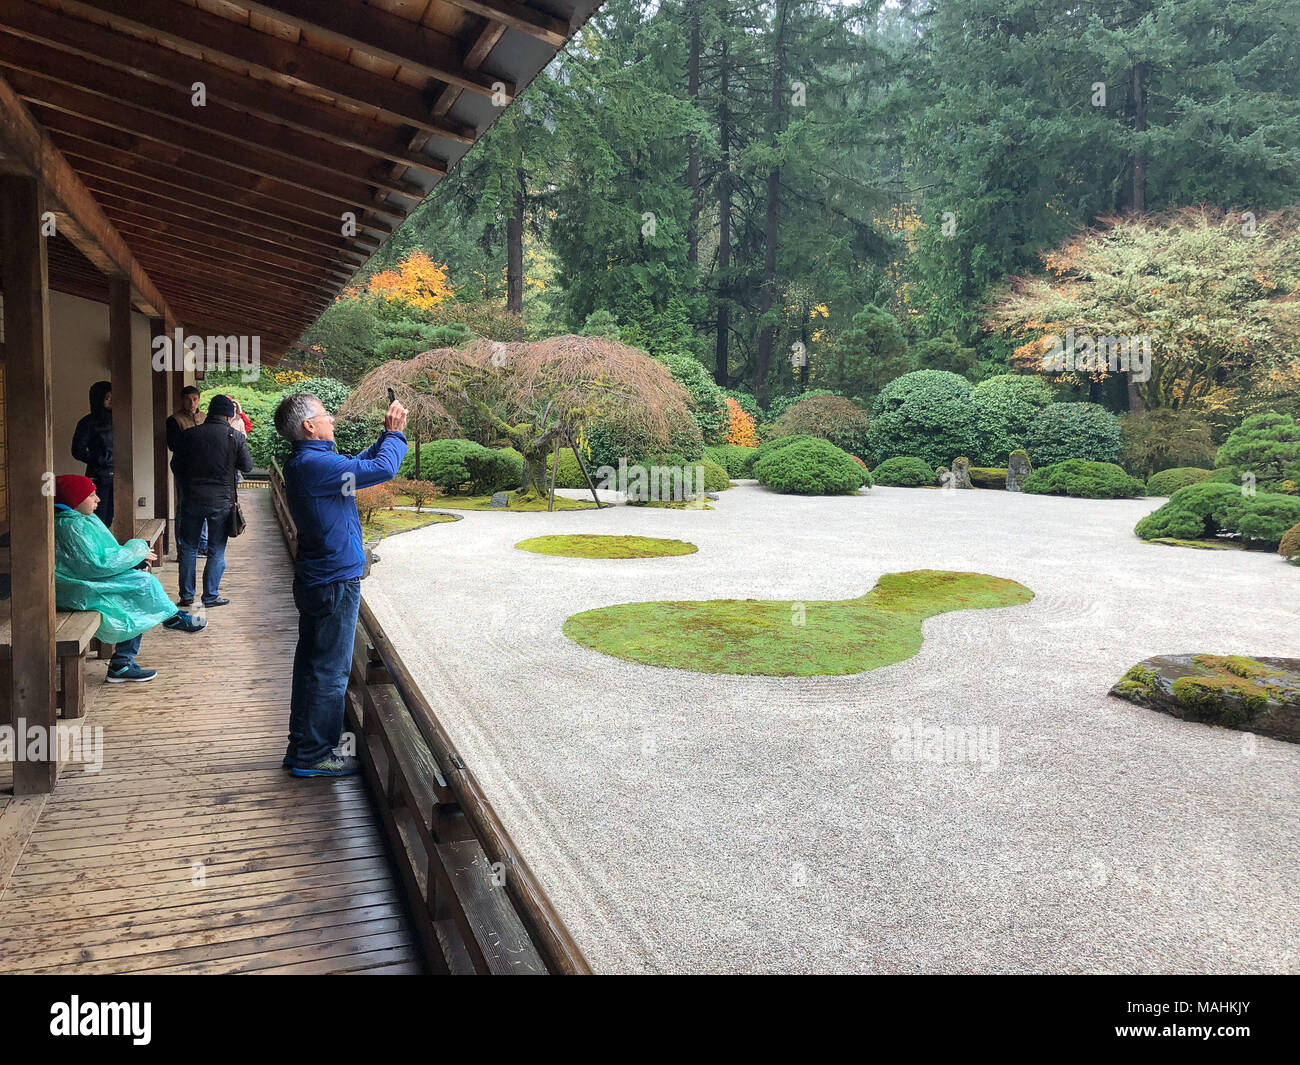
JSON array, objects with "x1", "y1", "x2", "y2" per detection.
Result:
[{"x1": 365, "y1": 483, "x2": 1300, "y2": 974}]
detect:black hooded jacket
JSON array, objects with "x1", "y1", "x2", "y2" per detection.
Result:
[
  {"x1": 173, "y1": 414, "x2": 254, "y2": 510},
  {"x1": 71, "y1": 381, "x2": 113, "y2": 479}
]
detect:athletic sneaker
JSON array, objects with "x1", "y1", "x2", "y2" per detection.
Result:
[
  {"x1": 289, "y1": 755, "x2": 360, "y2": 778},
  {"x1": 106, "y1": 663, "x2": 158, "y2": 683},
  {"x1": 163, "y1": 611, "x2": 206, "y2": 633}
]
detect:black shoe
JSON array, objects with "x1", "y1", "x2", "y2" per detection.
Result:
[
  {"x1": 202, "y1": 597, "x2": 230, "y2": 607},
  {"x1": 176, "y1": 598, "x2": 193, "y2": 608}
]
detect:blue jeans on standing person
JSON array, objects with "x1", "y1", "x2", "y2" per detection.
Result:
[
  {"x1": 177, "y1": 504, "x2": 230, "y2": 604},
  {"x1": 285, "y1": 577, "x2": 361, "y2": 768},
  {"x1": 110, "y1": 633, "x2": 142, "y2": 669}
]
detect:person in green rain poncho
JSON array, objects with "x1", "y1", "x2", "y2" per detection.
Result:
[{"x1": 53, "y1": 475, "x2": 206, "y2": 683}]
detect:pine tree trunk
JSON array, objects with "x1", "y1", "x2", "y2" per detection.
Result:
[
  {"x1": 507, "y1": 166, "x2": 525, "y2": 321},
  {"x1": 1131, "y1": 62, "x2": 1147, "y2": 213},
  {"x1": 755, "y1": 0, "x2": 791, "y2": 406},
  {"x1": 714, "y1": 35, "x2": 732, "y2": 387},
  {"x1": 686, "y1": 0, "x2": 701, "y2": 268}
]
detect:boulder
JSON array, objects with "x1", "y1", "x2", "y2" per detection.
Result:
[
  {"x1": 489, "y1": 491, "x2": 510, "y2": 509},
  {"x1": 1007, "y1": 449, "x2": 1032, "y2": 492},
  {"x1": 950, "y1": 456, "x2": 972, "y2": 489},
  {"x1": 1109, "y1": 654, "x2": 1300, "y2": 743}
]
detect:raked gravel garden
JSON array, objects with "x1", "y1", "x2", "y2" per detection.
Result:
[{"x1": 364, "y1": 480, "x2": 1299, "y2": 975}]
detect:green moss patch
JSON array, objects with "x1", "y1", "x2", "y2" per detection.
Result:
[
  {"x1": 427, "y1": 493, "x2": 597, "y2": 512},
  {"x1": 516, "y1": 534, "x2": 698, "y2": 559},
  {"x1": 363, "y1": 510, "x2": 458, "y2": 540},
  {"x1": 1142, "y1": 537, "x2": 1243, "y2": 551},
  {"x1": 563, "y1": 569, "x2": 1033, "y2": 676}
]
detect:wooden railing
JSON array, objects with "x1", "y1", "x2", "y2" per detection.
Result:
[{"x1": 268, "y1": 461, "x2": 590, "y2": 975}]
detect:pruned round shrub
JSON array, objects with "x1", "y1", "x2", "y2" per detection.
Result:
[
  {"x1": 1279, "y1": 522, "x2": 1300, "y2": 564},
  {"x1": 754, "y1": 433, "x2": 819, "y2": 462},
  {"x1": 545, "y1": 448, "x2": 588, "y2": 489},
  {"x1": 871, "y1": 455, "x2": 936, "y2": 487},
  {"x1": 868, "y1": 370, "x2": 976, "y2": 467},
  {"x1": 1025, "y1": 402, "x2": 1123, "y2": 466},
  {"x1": 401, "y1": 439, "x2": 522, "y2": 494},
  {"x1": 1215, "y1": 412, "x2": 1300, "y2": 493},
  {"x1": 969, "y1": 466, "x2": 1008, "y2": 489},
  {"x1": 1022, "y1": 460, "x2": 1146, "y2": 499},
  {"x1": 699, "y1": 459, "x2": 732, "y2": 492},
  {"x1": 1235, "y1": 495, "x2": 1300, "y2": 545},
  {"x1": 970, "y1": 374, "x2": 1052, "y2": 465},
  {"x1": 1134, "y1": 483, "x2": 1300, "y2": 546},
  {"x1": 583, "y1": 405, "x2": 704, "y2": 470},
  {"x1": 754, "y1": 438, "x2": 868, "y2": 495},
  {"x1": 772, "y1": 395, "x2": 872, "y2": 458},
  {"x1": 704, "y1": 444, "x2": 758, "y2": 477},
  {"x1": 765, "y1": 389, "x2": 838, "y2": 420},
  {"x1": 1146, "y1": 467, "x2": 1213, "y2": 497}
]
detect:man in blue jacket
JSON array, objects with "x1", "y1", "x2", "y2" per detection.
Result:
[{"x1": 274, "y1": 392, "x2": 408, "y2": 777}]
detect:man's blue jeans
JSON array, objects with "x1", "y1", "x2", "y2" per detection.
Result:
[
  {"x1": 286, "y1": 577, "x2": 361, "y2": 768},
  {"x1": 177, "y1": 503, "x2": 230, "y2": 604},
  {"x1": 110, "y1": 633, "x2": 142, "y2": 669}
]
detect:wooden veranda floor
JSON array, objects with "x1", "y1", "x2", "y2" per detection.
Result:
[{"x1": 0, "y1": 486, "x2": 421, "y2": 974}]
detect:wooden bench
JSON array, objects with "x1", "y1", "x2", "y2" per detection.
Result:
[{"x1": 0, "y1": 607, "x2": 101, "y2": 722}]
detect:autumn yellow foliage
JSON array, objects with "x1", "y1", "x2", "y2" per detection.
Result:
[
  {"x1": 725, "y1": 396, "x2": 758, "y2": 446},
  {"x1": 367, "y1": 250, "x2": 456, "y2": 311}
]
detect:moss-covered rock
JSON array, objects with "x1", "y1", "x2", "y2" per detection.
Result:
[
  {"x1": 969, "y1": 465, "x2": 1008, "y2": 489},
  {"x1": 1109, "y1": 654, "x2": 1300, "y2": 741}
]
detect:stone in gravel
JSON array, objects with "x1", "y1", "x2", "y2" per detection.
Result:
[
  {"x1": 950, "y1": 457, "x2": 972, "y2": 489},
  {"x1": 489, "y1": 491, "x2": 510, "y2": 508},
  {"x1": 1110, "y1": 654, "x2": 1300, "y2": 742},
  {"x1": 1007, "y1": 450, "x2": 1032, "y2": 492}
]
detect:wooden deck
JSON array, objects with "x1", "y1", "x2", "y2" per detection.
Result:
[{"x1": 0, "y1": 487, "x2": 422, "y2": 974}]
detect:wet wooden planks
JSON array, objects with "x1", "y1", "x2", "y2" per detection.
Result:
[{"x1": 0, "y1": 487, "x2": 422, "y2": 974}]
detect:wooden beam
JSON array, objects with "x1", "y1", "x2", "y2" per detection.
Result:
[
  {"x1": 6, "y1": 71, "x2": 425, "y2": 209},
  {"x1": 57, "y1": 0, "x2": 490, "y2": 136},
  {"x1": 0, "y1": 72, "x2": 173, "y2": 326},
  {"x1": 0, "y1": 173, "x2": 58, "y2": 795},
  {"x1": 52, "y1": 131, "x2": 391, "y2": 242},
  {"x1": 81, "y1": 175, "x2": 369, "y2": 263},
  {"x1": 108, "y1": 276, "x2": 134, "y2": 546},
  {"x1": 438, "y1": 0, "x2": 572, "y2": 47},
  {"x1": 150, "y1": 318, "x2": 170, "y2": 556},
  {"x1": 238, "y1": 0, "x2": 514, "y2": 101},
  {"x1": 0, "y1": 40, "x2": 443, "y2": 192},
  {"x1": 0, "y1": 1, "x2": 470, "y2": 156}
]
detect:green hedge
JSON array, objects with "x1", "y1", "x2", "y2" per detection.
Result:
[
  {"x1": 970, "y1": 374, "x2": 1052, "y2": 465},
  {"x1": 699, "y1": 459, "x2": 732, "y2": 493},
  {"x1": 754, "y1": 438, "x2": 869, "y2": 495},
  {"x1": 703, "y1": 444, "x2": 759, "y2": 477},
  {"x1": 1146, "y1": 467, "x2": 1213, "y2": 497},
  {"x1": 867, "y1": 370, "x2": 977, "y2": 467},
  {"x1": 1022, "y1": 460, "x2": 1146, "y2": 499},
  {"x1": 871, "y1": 456, "x2": 935, "y2": 487},
  {"x1": 1135, "y1": 483, "x2": 1300, "y2": 546},
  {"x1": 1025, "y1": 403, "x2": 1123, "y2": 466},
  {"x1": 399, "y1": 440, "x2": 522, "y2": 494},
  {"x1": 582, "y1": 407, "x2": 704, "y2": 471},
  {"x1": 771, "y1": 394, "x2": 872, "y2": 458}
]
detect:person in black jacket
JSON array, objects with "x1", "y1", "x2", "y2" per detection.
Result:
[
  {"x1": 172, "y1": 394, "x2": 253, "y2": 608},
  {"x1": 71, "y1": 380, "x2": 114, "y2": 527}
]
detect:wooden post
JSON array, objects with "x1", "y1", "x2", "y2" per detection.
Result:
[
  {"x1": 170, "y1": 358, "x2": 184, "y2": 555},
  {"x1": 150, "y1": 318, "x2": 170, "y2": 555},
  {"x1": 108, "y1": 276, "x2": 134, "y2": 544},
  {"x1": 1, "y1": 173, "x2": 58, "y2": 795}
]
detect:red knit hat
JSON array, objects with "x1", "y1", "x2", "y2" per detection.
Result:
[{"x1": 55, "y1": 474, "x2": 97, "y2": 509}]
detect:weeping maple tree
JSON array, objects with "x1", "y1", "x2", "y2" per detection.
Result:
[{"x1": 342, "y1": 335, "x2": 694, "y2": 498}]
